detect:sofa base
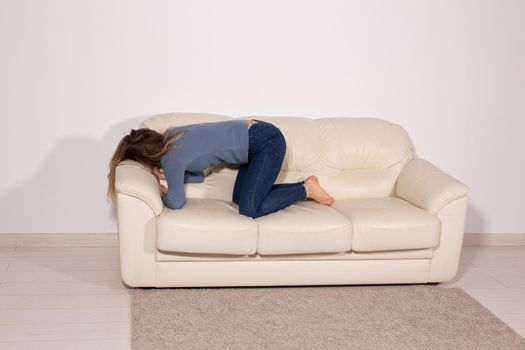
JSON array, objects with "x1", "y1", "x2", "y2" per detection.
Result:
[{"x1": 147, "y1": 259, "x2": 432, "y2": 288}]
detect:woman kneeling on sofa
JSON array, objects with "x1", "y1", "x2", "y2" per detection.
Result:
[{"x1": 107, "y1": 118, "x2": 335, "y2": 218}]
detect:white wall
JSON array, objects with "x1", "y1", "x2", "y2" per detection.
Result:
[{"x1": 0, "y1": 0, "x2": 523, "y2": 234}]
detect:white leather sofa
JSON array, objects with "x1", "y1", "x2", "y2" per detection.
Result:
[{"x1": 114, "y1": 112, "x2": 469, "y2": 288}]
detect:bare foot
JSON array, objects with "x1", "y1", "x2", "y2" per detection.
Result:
[{"x1": 304, "y1": 175, "x2": 335, "y2": 205}]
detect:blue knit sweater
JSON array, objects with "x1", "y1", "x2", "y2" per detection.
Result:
[{"x1": 160, "y1": 119, "x2": 250, "y2": 209}]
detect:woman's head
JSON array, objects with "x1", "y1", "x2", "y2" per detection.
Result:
[{"x1": 106, "y1": 127, "x2": 184, "y2": 203}]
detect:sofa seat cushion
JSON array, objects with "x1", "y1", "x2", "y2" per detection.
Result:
[
  {"x1": 332, "y1": 197, "x2": 441, "y2": 252},
  {"x1": 156, "y1": 198, "x2": 258, "y2": 255},
  {"x1": 255, "y1": 200, "x2": 352, "y2": 255}
]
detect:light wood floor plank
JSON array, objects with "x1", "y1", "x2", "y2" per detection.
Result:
[
  {"x1": 467, "y1": 257, "x2": 525, "y2": 268},
  {"x1": 0, "y1": 233, "x2": 118, "y2": 248},
  {"x1": 462, "y1": 266, "x2": 525, "y2": 278},
  {"x1": 0, "y1": 281, "x2": 129, "y2": 296},
  {"x1": 456, "y1": 264, "x2": 494, "y2": 278},
  {"x1": 460, "y1": 246, "x2": 525, "y2": 258},
  {"x1": 0, "y1": 255, "x2": 120, "y2": 262},
  {"x1": 0, "y1": 247, "x2": 16, "y2": 252},
  {"x1": 0, "y1": 247, "x2": 120, "y2": 262},
  {"x1": 0, "y1": 308, "x2": 129, "y2": 324},
  {"x1": 0, "y1": 339, "x2": 129, "y2": 350},
  {"x1": 492, "y1": 275, "x2": 525, "y2": 289},
  {"x1": 463, "y1": 288, "x2": 525, "y2": 302},
  {"x1": 14, "y1": 247, "x2": 119, "y2": 253},
  {"x1": 0, "y1": 294, "x2": 130, "y2": 310},
  {"x1": 481, "y1": 301, "x2": 525, "y2": 314},
  {"x1": 7, "y1": 260, "x2": 121, "y2": 272},
  {"x1": 437, "y1": 275, "x2": 508, "y2": 289},
  {"x1": 0, "y1": 270, "x2": 122, "y2": 283},
  {"x1": 0, "y1": 322, "x2": 129, "y2": 342}
]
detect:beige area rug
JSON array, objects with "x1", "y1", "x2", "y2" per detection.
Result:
[{"x1": 131, "y1": 284, "x2": 525, "y2": 350}]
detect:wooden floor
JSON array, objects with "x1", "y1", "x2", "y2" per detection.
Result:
[{"x1": 0, "y1": 244, "x2": 524, "y2": 349}]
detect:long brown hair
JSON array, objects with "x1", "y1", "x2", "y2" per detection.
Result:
[{"x1": 106, "y1": 127, "x2": 185, "y2": 203}]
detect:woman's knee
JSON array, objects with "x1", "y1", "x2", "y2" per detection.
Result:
[{"x1": 238, "y1": 203, "x2": 260, "y2": 218}]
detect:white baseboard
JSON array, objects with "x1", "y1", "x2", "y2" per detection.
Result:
[{"x1": 0, "y1": 232, "x2": 523, "y2": 248}]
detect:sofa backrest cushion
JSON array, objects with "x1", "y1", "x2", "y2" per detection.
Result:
[{"x1": 139, "y1": 112, "x2": 414, "y2": 201}]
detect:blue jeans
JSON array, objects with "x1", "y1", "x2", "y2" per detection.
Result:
[{"x1": 232, "y1": 119, "x2": 307, "y2": 218}]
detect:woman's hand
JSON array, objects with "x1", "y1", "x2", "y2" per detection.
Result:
[
  {"x1": 152, "y1": 167, "x2": 168, "y2": 198},
  {"x1": 159, "y1": 184, "x2": 168, "y2": 198},
  {"x1": 152, "y1": 167, "x2": 166, "y2": 181}
]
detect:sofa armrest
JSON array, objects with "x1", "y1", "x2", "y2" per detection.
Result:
[
  {"x1": 396, "y1": 158, "x2": 469, "y2": 215},
  {"x1": 115, "y1": 159, "x2": 164, "y2": 216}
]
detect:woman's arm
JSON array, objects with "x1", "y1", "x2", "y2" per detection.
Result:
[
  {"x1": 184, "y1": 170, "x2": 205, "y2": 183},
  {"x1": 152, "y1": 167, "x2": 169, "y2": 199},
  {"x1": 153, "y1": 166, "x2": 205, "y2": 184},
  {"x1": 159, "y1": 158, "x2": 187, "y2": 209}
]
